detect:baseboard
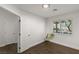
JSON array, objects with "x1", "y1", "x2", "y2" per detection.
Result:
[
  {"x1": 48, "y1": 40, "x2": 79, "y2": 51},
  {"x1": 0, "y1": 43, "x2": 17, "y2": 47},
  {"x1": 21, "y1": 40, "x2": 45, "y2": 53}
]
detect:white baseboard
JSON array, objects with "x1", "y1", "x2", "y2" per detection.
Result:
[
  {"x1": 20, "y1": 40, "x2": 45, "y2": 53},
  {"x1": 49, "y1": 40, "x2": 79, "y2": 50},
  {"x1": 0, "y1": 42, "x2": 17, "y2": 47}
]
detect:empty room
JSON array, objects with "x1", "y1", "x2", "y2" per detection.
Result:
[{"x1": 0, "y1": 4, "x2": 79, "y2": 54}]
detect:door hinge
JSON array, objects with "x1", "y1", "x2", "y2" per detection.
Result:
[
  {"x1": 19, "y1": 33, "x2": 21, "y2": 36},
  {"x1": 19, "y1": 20, "x2": 21, "y2": 22},
  {"x1": 19, "y1": 47, "x2": 21, "y2": 49}
]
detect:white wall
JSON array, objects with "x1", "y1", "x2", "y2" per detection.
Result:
[
  {"x1": 20, "y1": 13, "x2": 45, "y2": 52},
  {"x1": 46, "y1": 11, "x2": 79, "y2": 50},
  {"x1": 0, "y1": 7, "x2": 19, "y2": 47},
  {"x1": 0, "y1": 5, "x2": 46, "y2": 53}
]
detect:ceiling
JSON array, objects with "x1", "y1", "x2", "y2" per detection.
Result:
[{"x1": 8, "y1": 4, "x2": 79, "y2": 18}]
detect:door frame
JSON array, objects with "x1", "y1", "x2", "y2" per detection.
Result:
[{"x1": 17, "y1": 16, "x2": 21, "y2": 53}]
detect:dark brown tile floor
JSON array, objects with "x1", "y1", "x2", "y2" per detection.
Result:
[
  {"x1": 0, "y1": 43, "x2": 17, "y2": 54},
  {"x1": 23, "y1": 41, "x2": 79, "y2": 54}
]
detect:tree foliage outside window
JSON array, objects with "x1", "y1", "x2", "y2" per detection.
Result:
[{"x1": 53, "y1": 20, "x2": 72, "y2": 34}]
